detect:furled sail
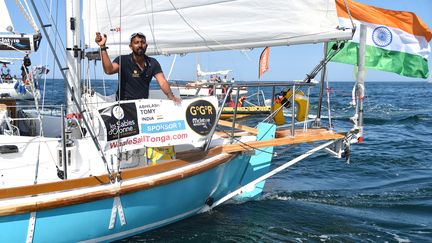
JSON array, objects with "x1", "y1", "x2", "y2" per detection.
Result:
[
  {"x1": 0, "y1": 0, "x2": 13, "y2": 33},
  {"x1": 0, "y1": 0, "x2": 41, "y2": 52},
  {"x1": 82, "y1": 0, "x2": 353, "y2": 57}
]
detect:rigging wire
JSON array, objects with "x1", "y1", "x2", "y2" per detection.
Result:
[
  {"x1": 303, "y1": 87, "x2": 312, "y2": 131},
  {"x1": 30, "y1": 0, "x2": 115, "y2": 183},
  {"x1": 165, "y1": 0, "x2": 242, "y2": 54},
  {"x1": 0, "y1": 42, "x2": 28, "y2": 54},
  {"x1": 167, "y1": 0, "x2": 212, "y2": 51},
  {"x1": 41, "y1": 0, "x2": 53, "y2": 110},
  {"x1": 14, "y1": 0, "x2": 39, "y2": 32},
  {"x1": 165, "y1": 0, "x2": 280, "y2": 54},
  {"x1": 167, "y1": 54, "x2": 177, "y2": 80},
  {"x1": 325, "y1": 69, "x2": 333, "y2": 129},
  {"x1": 12, "y1": 47, "x2": 47, "y2": 185},
  {"x1": 20, "y1": 60, "x2": 46, "y2": 184},
  {"x1": 220, "y1": 130, "x2": 276, "y2": 156},
  {"x1": 115, "y1": 0, "x2": 124, "y2": 181},
  {"x1": 343, "y1": 0, "x2": 356, "y2": 31},
  {"x1": 144, "y1": 0, "x2": 160, "y2": 54},
  {"x1": 40, "y1": 0, "x2": 59, "y2": 109}
]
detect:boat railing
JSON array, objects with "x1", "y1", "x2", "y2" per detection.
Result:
[{"x1": 205, "y1": 81, "x2": 317, "y2": 150}]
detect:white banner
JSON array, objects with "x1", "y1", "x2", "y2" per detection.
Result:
[{"x1": 95, "y1": 97, "x2": 218, "y2": 154}]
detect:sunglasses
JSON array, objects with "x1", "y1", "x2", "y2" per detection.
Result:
[{"x1": 130, "y1": 32, "x2": 146, "y2": 41}]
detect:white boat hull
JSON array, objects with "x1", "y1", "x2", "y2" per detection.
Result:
[
  {"x1": 172, "y1": 84, "x2": 248, "y2": 97},
  {"x1": 0, "y1": 122, "x2": 277, "y2": 242},
  {"x1": 0, "y1": 81, "x2": 37, "y2": 100}
]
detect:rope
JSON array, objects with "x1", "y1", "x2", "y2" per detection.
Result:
[
  {"x1": 303, "y1": 87, "x2": 311, "y2": 131},
  {"x1": 220, "y1": 130, "x2": 276, "y2": 156},
  {"x1": 325, "y1": 72, "x2": 333, "y2": 129},
  {"x1": 0, "y1": 41, "x2": 28, "y2": 54},
  {"x1": 14, "y1": 0, "x2": 39, "y2": 32},
  {"x1": 167, "y1": 0, "x2": 212, "y2": 51},
  {"x1": 30, "y1": 0, "x2": 116, "y2": 183},
  {"x1": 144, "y1": 0, "x2": 160, "y2": 54},
  {"x1": 115, "y1": 0, "x2": 124, "y2": 182},
  {"x1": 167, "y1": 54, "x2": 177, "y2": 80},
  {"x1": 165, "y1": 0, "x2": 240, "y2": 54},
  {"x1": 342, "y1": 0, "x2": 356, "y2": 31}
]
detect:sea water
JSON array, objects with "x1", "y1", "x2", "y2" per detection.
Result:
[{"x1": 42, "y1": 80, "x2": 432, "y2": 242}]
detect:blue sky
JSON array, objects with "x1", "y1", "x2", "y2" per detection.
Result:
[{"x1": 4, "y1": 0, "x2": 432, "y2": 82}]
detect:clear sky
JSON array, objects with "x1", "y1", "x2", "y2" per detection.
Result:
[{"x1": 4, "y1": 0, "x2": 432, "y2": 82}]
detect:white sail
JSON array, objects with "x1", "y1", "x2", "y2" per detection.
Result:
[
  {"x1": 82, "y1": 0, "x2": 353, "y2": 57},
  {"x1": 197, "y1": 64, "x2": 231, "y2": 77},
  {"x1": 0, "y1": 0, "x2": 13, "y2": 33}
]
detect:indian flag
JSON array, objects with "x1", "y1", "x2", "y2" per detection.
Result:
[{"x1": 331, "y1": 0, "x2": 432, "y2": 79}]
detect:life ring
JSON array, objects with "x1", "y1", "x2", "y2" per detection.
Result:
[{"x1": 272, "y1": 88, "x2": 310, "y2": 125}]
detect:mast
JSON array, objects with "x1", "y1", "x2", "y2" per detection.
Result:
[
  {"x1": 30, "y1": 0, "x2": 114, "y2": 181},
  {"x1": 65, "y1": 0, "x2": 81, "y2": 115}
]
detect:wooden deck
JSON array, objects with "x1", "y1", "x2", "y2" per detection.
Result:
[
  {"x1": 220, "y1": 128, "x2": 345, "y2": 153},
  {"x1": 217, "y1": 120, "x2": 345, "y2": 153}
]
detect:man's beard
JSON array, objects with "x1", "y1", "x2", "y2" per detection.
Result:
[{"x1": 134, "y1": 48, "x2": 145, "y2": 56}]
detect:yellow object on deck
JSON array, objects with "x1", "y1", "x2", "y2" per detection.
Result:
[
  {"x1": 272, "y1": 89, "x2": 310, "y2": 125},
  {"x1": 146, "y1": 146, "x2": 176, "y2": 165},
  {"x1": 272, "y1": 102, "x2": 285, "y2": 125}
]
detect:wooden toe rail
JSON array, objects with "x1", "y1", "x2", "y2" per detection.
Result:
[
  {"x1": 217, "y1": 120, "x2": 258, "y2": 134},
  {"x1": 220, "y1": 128, "x2": 345, "y2": 153}
]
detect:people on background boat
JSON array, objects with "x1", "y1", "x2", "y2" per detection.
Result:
[
  {"x1": 216, "y1": 76, "x2": 222, "y2": 83},
  {"x1": 208, "y1": 84, "x2": 215, "y2": 96},
  {"x1": 95, "y1": 32, "x2": 181, "y2": 103},
  {"x1": 1, "y1": 63, "x2": 11, "y2": 81},
  {"x1": 229, "y1": 95, "x2": 245, "y2": 108},
  {"x1": 20, "y1": 55, "x2": 32, "y2": 84},
  {"x1": 21, "y1": 66, "x2": 28, "y2": 84}
]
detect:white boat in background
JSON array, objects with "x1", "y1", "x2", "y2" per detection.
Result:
[
  {"x1": 0, "y1": 0, "x2": 44, "y2": 101},
  {"x1": 0, "y1": 60, "x2": 48, "y2": 100},
  {"x1": 0, "y1": 78, "x2": 35, "y2": 100},
  {"x1": 0, "y1": 0, "x2": 429, "y2": 242},
  {"x1": 171, "y1": 64, "x2": 247, "y2": 97}
]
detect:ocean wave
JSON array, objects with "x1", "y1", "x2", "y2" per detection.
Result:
[{"x1": 261, "y1": 185, "x2": 432, "y2": 213}]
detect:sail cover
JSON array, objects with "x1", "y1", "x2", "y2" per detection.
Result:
[
  {"x1": 83, "y1": 0, "x2": 353, "y2": 57},
  {"x1": 0, "y1": 0, "x2": 13, "y2": 33}
]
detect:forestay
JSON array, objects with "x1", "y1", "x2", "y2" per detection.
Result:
[{"x1": 82, "y1": 0, "x2": 353, "y2": 57}]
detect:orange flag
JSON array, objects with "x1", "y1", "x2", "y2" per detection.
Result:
[{"x1": 258, "y1": 47, "x2": 270, "y2": 78}]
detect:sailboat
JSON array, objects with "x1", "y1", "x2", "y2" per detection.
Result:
[
  {"x1": 2, "y1": 0, "x2": 429, "y2": 242},
  {"x1": 170, "y1": 64, "x2": 247, "y2": 97},
  {"x1": 0, "y1": 0, "x2": 45, "y2": 101}
]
